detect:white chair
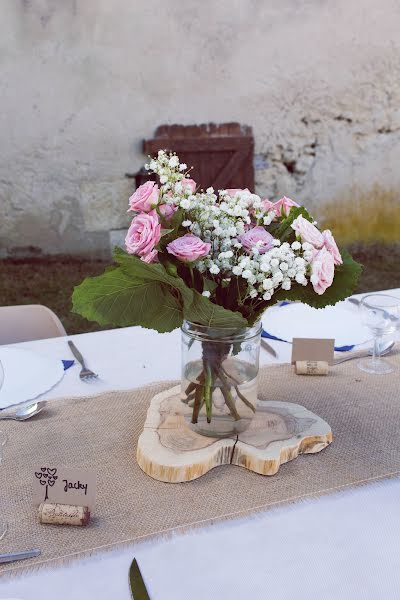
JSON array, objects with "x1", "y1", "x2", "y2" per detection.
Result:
[{"x1": 0, "y1": 304, "x2": 67, "y2": 345}]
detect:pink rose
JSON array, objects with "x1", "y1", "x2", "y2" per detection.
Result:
[
  {"x1": 181, "y1": 178, "x2": 197, "y2": 194},
  {"x1": 125, "y1": 210, "x2": 161, "y2": 260},
  {"x1": 291, "y1": 214, "x2": 324, "y2": 248},
  {"x1": 225, "y1": 188, "x2": 250, "y2": 197},
  {"x1": 141, "y1": 249, "x2": 158, "y2": 264},
  {"x1": 167, "y1": 234, "x2": 211, "y2": 263},
  {"x1": 261, "y1": 198, "x2": 275, "y2": 212},
  {"x1": 310, "y1": 247, "x2": 335, "y2": 295},
  {"x1": 273, "y1": 196, "x2": 299, "y2": 217},
  {"x1": 159, "y1": 203, "x2": 177, "y2": 221},
  {"x1": 322, "y1": 229, "x2": 342, "y2": 265},
  {"x1": 239, "y1": 226, "x2": 275, "y2": 254},
  {"x1": 128, "y1": 181, "x2": 159, "y2": 213}
]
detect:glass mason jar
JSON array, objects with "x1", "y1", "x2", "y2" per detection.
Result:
[{"x1": 181, "y1": 321, "x2": 262, "y2": 438}]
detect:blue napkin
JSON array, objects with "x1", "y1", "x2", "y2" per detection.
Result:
[
  {"x1": 62, "y1": 360, "x2": 75, "y2": 370},
  {"x1": 262, "y1": 302, "x2": 355, "y2": 352}
]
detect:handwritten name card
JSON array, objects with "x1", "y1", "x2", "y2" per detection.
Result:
[{"x1": 33, "y1": 466, "x2": 96, "y2": 511}]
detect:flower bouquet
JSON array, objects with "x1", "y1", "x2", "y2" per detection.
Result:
[{"x1": 73, "y1": 151, "x2": 362, "y2": 436}]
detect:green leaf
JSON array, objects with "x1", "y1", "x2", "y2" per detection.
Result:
[
  {"x1": 160, "y1": 228, "x2": 174, "y2": 237},
  {"x1": 203, "y1": 279, "x2": 218, "y2": 294},
  {"x1": 184, "y1": 290, "x2": 247, "y2": 328},
  {"x1": 113, "y1": 248, "x2": 188, "y2": 294},
  {"x1": 74, "y1": 249, "x2": 249, "y2": 332},
  {"x1": 72, "y1": 266, "x2": 183, "y2": 333},
  {"x1": 273, "y1": 248, "x2": 363, "y2": 308}
]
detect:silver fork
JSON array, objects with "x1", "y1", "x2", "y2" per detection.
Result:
[{"x1": 68, "y1": 340, "x2": 98, "y2": 381}]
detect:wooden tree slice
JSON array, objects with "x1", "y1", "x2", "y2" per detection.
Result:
[{"x1": 137, "y1": 385, "x2": 332, "y2": 483}]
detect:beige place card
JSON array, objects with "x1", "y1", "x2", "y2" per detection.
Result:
[
  {"x1": 33, "y1": 467, "x2": 96, "y2": 511},
  {"x1": 291, "y1": 338, "x2": 335, "y2": 365}
]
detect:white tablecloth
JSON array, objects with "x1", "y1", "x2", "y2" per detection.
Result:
[{"x1": 1, "y1": 291, "x2": 400, "y2": 599}]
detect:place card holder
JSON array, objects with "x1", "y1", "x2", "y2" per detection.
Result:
[
  {"x1": 295, "y1": 360, "x2": 329, "y2": 376},
  {"x1": 38, "y1": 502, "x2": 90, "y2": 527},
  {"x1": 292, "y1": 338, "x2": 334, "y2": 376}
]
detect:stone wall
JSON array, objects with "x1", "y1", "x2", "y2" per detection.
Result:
[{"x1": 1, "y1": 0, "x2": 400, "y2": 257}]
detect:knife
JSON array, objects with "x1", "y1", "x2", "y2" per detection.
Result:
[
  {"x1": 0, "y1": 548, "x2": 41, "y2": 564},
  {"x1": 129, "y1": 558, "x2": 150, "y2": 600},
  {"x1": 261, "y1": 338, "x2": 278, "y2": 358}
]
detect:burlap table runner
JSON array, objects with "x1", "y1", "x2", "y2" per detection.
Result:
[{"x1": 1, "y1": 356, "x2": 400, "y2": 576}]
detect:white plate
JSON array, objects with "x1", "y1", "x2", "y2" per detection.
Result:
[
  {"x1": 0, "y1": 347, "x2": 65, "y2": 410},
  {"x1": 262, "y1": 303, "x2": 370, "y2": 347}
]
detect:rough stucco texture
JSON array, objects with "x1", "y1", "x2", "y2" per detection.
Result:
[{"x1": 1, "y1": 0, "x2": 400, "y2": 257}]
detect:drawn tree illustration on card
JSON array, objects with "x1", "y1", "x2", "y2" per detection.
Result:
[{"x1": 35, "y1": 467, "x2": 58, "y2": 501}]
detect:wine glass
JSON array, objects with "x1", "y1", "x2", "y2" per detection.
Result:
[{"x1": 358, "y1": 294, "x2": 400, "y2": 374}]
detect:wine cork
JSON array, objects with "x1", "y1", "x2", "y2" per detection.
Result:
[
  {"x1": 38, "y1": 503, "x2": 90, "y2": 526},
  {"x1": 295, "y1": 360, "x2": 329, "y2": 375}
]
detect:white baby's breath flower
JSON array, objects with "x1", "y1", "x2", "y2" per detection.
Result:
[
  {"x1": 180, "y1": 199, "x2": 190, "y2": 209},
  {"x1": 232, "y1": 265, "x2": 242, "y2": 276},
  {"x1": 291, "y1": 241, "x2": 301, "y2": 250},
  {"x1": 169, "y1": 156, "x2": 179, "y2": 168},
  {"x1": 262, "y1": 278, "x2": 273, "y2": 290},
  {"x1": 160, "y1": 175, "x2": 168, "y2": 184},
  {"x1": 206, "y1": 187, "x2": 214, "y2": 194},
  {"x1": 273, "y1": 239, "x2": 281, "y2": 246},
  {"x1": 250, "y1": 289, "x2": 258, "y2": 298},
  {"x1": 242, "y1": 269, "x2": 252, "y2": 279},
  {"x1": 202, "y1": 291, "x2": 211, "y2": 298},
  {"x1": 174, "y1": 182, "x2": 183, "y2": 193},
  {"x1": 282, "y1": 279, "x2": 291, "y2": 291},
  {"x1": 179, "y1": 163, "x2": 187, "y2": 171},
  {"x1": 302, "y1": 242, "x2": 313, "y2": 251},
  {"x1": 209, "y1": 263, "x2": 220, "y2": 274},
  {"x1": 296, "y1": 273, "x2": 307, "y2": 285},
  {"x1": 182, "y1": 220, "x2": 192, "y2": 227}
]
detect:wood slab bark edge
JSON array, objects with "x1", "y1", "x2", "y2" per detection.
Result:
[{"x1": 136, "y1": 385, "x2": 333, "y2": 483}]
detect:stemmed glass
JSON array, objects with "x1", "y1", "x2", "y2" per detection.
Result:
[
  {"x1": 358, "y1": 294, "x2": 400, "y2": 374},
  {"x1": 0, "y1": 360, "x2": 7, "y2": 540}
]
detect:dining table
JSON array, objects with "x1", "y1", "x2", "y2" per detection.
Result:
[{"x1": 1, "y1": 289, "x2": 400, "y2": 600}]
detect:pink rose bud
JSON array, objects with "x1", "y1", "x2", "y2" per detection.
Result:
[
  {"x1": 239, "y1": 226, "x2": 275, "y2": 254},
  {"x1": 310, "y1": 247, "x2": 335, "y2": 295},
  {"x1": 167, "y1": 234, "x2": 211, "y2": 263},
  {"x1": 291, "y1": 214, "x2": 324, "y2": 248},
  {"x1": 125, "y1": 210, "x2": 161, "y2": 259},
  {"x1": 322, "y1": 229, "x2": 343, "y2": 265},
  {"x1": 159, "y1": 203, "x2": 177, "y2": 221},
  {"x1": 128, "y1": 181, "x2": 159, "y2": 213},
  {"x1": 181, "y1": 178, "x2": 197, "y2": 194},
  {"x1": 273, "y1": 196, "x2": 299, "y2": 217},
  {"x1": 225, "y1": 188, "x2": 250, "y2": 197}
]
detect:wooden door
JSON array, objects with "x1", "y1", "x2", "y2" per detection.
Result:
[{"x1": 143, "y1": 122, "x2": 254, "y2": 192}]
